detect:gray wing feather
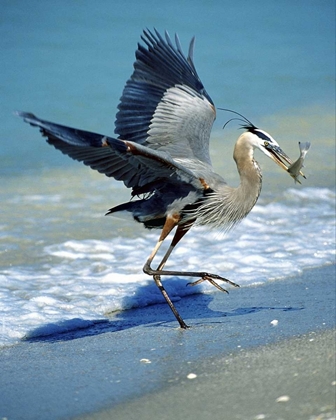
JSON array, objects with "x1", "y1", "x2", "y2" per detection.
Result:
[
  {"x1": 17, "y1": 29, "x2": 217, "y2": 192},
  {"x1": 17, "y1": 111, "x2": 204, "y2": 190},
  {"x1": 115, "y1": 29, "x2": 216, "y2": 166}
]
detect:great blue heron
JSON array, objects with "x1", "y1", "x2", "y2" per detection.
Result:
[{"x1": 17, "y1": 29, "x2": 302, "y2": 329}]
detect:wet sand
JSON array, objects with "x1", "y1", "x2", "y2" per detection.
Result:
[
  {"x1": 79, "y1": 330, "x2": 335, "y2": 420},
  {"x1": 0, "y1": 264, "x2": 335, "y2": 420}
]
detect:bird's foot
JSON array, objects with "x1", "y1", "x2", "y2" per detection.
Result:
[{"x1": 187, "y1": 273, "x2": 240, "y2": 293}]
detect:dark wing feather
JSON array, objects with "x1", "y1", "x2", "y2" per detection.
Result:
[
  {"x1": 16, "y1": 112, "x2": 131, "y2": 181},
  {"x1": 17, "y1": 111, "x2": 204, "y2": 190},
  {"x1": 17, "y1": 29, "x2": 217, "y2": 192},
  {"x1": 115, "y1": 29, "x2": 216, "y2": 165}
]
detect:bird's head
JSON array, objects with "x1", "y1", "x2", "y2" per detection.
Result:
[
  {"x1": 243, "y1": 126, "x2": 292, "y2": 172},
  {"x1": 221, "y1": 109, "x2": 293, "y2": 172}
]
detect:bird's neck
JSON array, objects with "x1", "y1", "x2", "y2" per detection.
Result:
[
  {"x1": 204, "y1": 145, "x2": 263, "y2": 230},
  {"x1": 232, "y1": 154, "x2": 262, "y2": 219},
  {"x1": 189, "y1": 155, "x2": 262, "y2": 231},
  {"x1": 183, "y1": 147, "x2": 262, "y2": 231}
]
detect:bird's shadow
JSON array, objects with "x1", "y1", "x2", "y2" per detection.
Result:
[{"x1": 22, "y1": 281, "x2": 303, "y2": 344}]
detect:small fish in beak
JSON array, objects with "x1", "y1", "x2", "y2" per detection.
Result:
[{"x1": 287, "y1": 141, "x2": 311, "y2": 184}]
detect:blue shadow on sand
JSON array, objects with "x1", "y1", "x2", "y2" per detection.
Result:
[{"x1": 22, "y1": 281, "x2": 304, "y2": 343}]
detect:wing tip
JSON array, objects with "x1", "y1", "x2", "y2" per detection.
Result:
[
  {"x1": 15, "y1": 111, "x2": 42, "y2": 128},
  {"x1": 15, "y1": 110, "x2": 37, "y2": 120}
]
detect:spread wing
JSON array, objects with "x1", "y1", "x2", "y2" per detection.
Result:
[
  {"x1": 17, "y1": 29, "x2": 216, "y2": 192},
  {"x1": 115, "y1": 29, "x2": 216, "y2": 166},
  {"x1": 16, "y1": 111, "x2": 207, "y2": 191}
]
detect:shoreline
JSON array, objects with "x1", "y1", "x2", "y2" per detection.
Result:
[{"x1": 0, "y1": 264, "x2": 335, "y2": 420}]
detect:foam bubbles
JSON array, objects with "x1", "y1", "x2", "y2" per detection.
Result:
[{"x1": 0, "y1": 187, "x2": 334, "y2": 347}]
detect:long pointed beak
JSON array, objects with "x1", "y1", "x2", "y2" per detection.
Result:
[
  {"x1": 264, "y1": 143, "x2": 306, "y2": 179},
  {"x1": 264, "y1": 143, "x2": 292, "y2": 171}
]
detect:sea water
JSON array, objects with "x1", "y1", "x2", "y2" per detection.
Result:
[{"x1": 0, "y1": 0, "x2": 335, "y2": 347}]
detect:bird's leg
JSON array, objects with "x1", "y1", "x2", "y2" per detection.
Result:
[
  {"x1": 143, "y1": 218, "x2": 191, "y2": 276},
  {"x1": 152, "y1": 273, "x2": 189, "y2": 329},
  {"x1": 143, "y1": 214, "x2": 181, "y2": 274},
  {"x1": 156, "y1": 223, "x2": 191, "y2": 271},
  {"x1": 186, "y1": 276, "x2": 231, "y2": 293},
  {"x1": 160, "y1": 226, "x2": 239, "y2": 292},
  {"x1": 143, "y1": 216, "x2": 239, "y2": 328},
  {"x1": 143, "y1": 215, "x2": 189, "y2": 329},
  {"x1": 145, "y1": 220, "x2": 240, "y2": 291}
]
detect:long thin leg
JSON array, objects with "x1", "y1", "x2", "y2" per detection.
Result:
[
  {"x1": 143, "y1": 216, "x2": 239, "y2": 328},
  {"x1": 145, "y1": 231, "x2": 240, "y2": 291},
  {"x1": 153, "y1": 223, "x2": 192, "y2": 328},
  {"x1": 152, "y1": 223, "x2": 239, "y2": 291},
  {"x1": 152, "y1": 274, "x2": 189, "y2": 329},
  {"x1": 143, "y1": 215, "x2": 189, "y2": 329},
  {"x1": 143, "y1": 214, "x2": 180, "y2": 274},
  {"x1": 147, "y1": 267, "x2": 239, "y2": 288},
  {"x1": 156, "y1": 223, "x2": 191, "y2": 271}
]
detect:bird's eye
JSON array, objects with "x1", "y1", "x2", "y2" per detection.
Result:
[{"x1": 264, "y1": 141, "x2": 269, "y2": 147}]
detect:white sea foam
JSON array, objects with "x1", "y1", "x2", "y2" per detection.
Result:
[{"x1": 0, "y1": 187, "x2": 334, "y2": 347}]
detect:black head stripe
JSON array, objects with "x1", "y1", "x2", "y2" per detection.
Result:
[{"x1": 248, "y1": 128, "x2": 273, "y2": 142}]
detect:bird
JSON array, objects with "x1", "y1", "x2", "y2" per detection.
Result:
[{"x1": 17, "y1": 28, "x2": 298, "y2": 329}]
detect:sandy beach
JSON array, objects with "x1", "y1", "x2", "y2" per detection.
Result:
[
  {"x1": 0, "y1": 264, "x2": 335, "y2": 420},
  {"x1": 81, "y1": 330, "x2": 335, "y2": 420}
]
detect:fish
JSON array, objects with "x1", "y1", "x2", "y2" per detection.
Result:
[{"x1": 287, "y1": 141, "x2": 311, "y2": 184}]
